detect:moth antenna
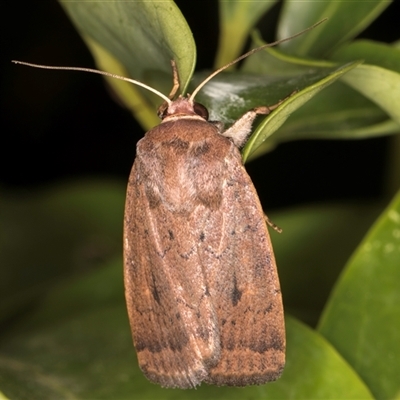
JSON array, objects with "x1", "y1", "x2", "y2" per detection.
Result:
[
  {"x1": 189, "y1": 18, "x2": 327, "y2": 102},
  {"x1": 11, "y1": 60, "x2": 172, "y2": 104}
]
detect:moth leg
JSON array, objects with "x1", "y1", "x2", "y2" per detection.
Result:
[
  {"x1": 264, "y1": 213, "x2": 282, "y2": 233},
  {"x1": 157, "y1": 60, "x2": 181, "y2": 117},
  {"x1": 222, "y1": 91, "x2": 297, "y2": 148},
  {"x1": 168, "y1": 60, "x2": 180, "y2": 100}
]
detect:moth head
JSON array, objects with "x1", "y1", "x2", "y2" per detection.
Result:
[{"x1": 157, "y1": 97, "x2": 208, "y2": 121}]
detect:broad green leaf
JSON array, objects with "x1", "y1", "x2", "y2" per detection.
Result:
[
  {"x1": 250, "y1": 119, "x2": 399, "y2": 161},
  {"x1": 242, "y1": 61, "x2": 361, "y2": 162},
  {"x1": 339, "y1": 65, "x2": 400, "y2": 126},
  {"x1": 332, "y1": 40, "x2": 400, "y2": 73},
  {"x1": 243, "y1": 32, "x2": 337, "y2": 76},
  {"x1": 278, "y1": 0, "x2": 391, "y2": 58},
  {"x1": 193, "y1": 65, "x2": 344, "y2": 125},
  {"x1": 60, "y1": 0, "x2": 196, "y2": 129},
  {"x1": 215, "y1": 0, "x2": 278, "y2": 68},
  {"x1": 248, "y1": 81, "x2": 396, "y2": 161},
  {"x1": 318, "y1": 190, "x2": 400, "y2": 400},
  {"x1": 264, "y1": 317, "x2": 373, "y2": 399},
  {"x1": 60, "y1": 0, "x2": 195, "y2": 92},
  {"x1": 331, "y1": 40, "x2": 400, "y2": 126},
  {"x1": 274, "y1": 80, "x2": 393, "y2": 139}
]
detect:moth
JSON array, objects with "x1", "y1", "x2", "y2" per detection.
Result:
[
  {"x1": 123, "y1": 65, "x2": 287, "y2": 388},
  {"x1": 13, "y1": 19, "x2": 325, "y2": 389}
]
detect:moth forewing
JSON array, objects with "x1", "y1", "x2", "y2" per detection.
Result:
[
  {"x1": 123, "y1": 116, "x2": 227, "y2": 388},
  {"x1": 202, "y1": 141, "x2": 285, "y2": 386},
  {"x1": 123, "y1": 95, "x2": 285, "y2": 388}
]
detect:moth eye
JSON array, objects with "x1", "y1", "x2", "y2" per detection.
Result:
[{"x1": 193, "y1": 102, "x2": 209, "y2": 120}]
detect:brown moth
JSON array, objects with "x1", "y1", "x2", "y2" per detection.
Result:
[
  {"x1": 124, "y1": 73, "x2": 287, "y2": 389},
  {"x1": 13, "y1": 19, "x2": 325, "y2": 389}
]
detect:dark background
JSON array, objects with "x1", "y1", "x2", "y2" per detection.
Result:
[{"x1": 1, "y1": 0, "x2": 399, "y2": 209}]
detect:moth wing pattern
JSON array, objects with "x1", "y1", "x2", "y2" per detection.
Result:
[
  {"x1": 124, "y1": 118, "x2": 285, "y2": 388},
  {"x1": 124, "y1": 176, "x2": 220, "y2": 388},
  {"x1": 124, "y1": 120, "x2": 227, "y2": 388},
  {"x1": 203, "y1": 145, "x2": 285, "y2": 385}
]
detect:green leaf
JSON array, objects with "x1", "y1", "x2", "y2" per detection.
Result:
[
  {"x1": 332, "y1": 40, "x2": 400, "y2": 73},
  {"x1": 215, "y1": 0, "x2": 278, "y2": 68},
  {"x1": 339, "y1": 65, "x2": 400, "y2": 126},
  {"x1": 242, "y1": 61, "x2": 361, "y2": 162},
  {"x1": 249, "y1": 81, "x2": 395, "y2": 161},
  {"x1": 331, "y1": 40, "x2": 400, "y2": 126},
  {"x1": 318, "y1": 190, "x2": 400, "y2": 400},
  {"x1": 189, "y1": 59, "x2": 360, "y2": 162},
  {"x1": 191, "y1": 29, "x2": 361, "y2": 161},
  {"x1": 277, "y1": 0, "x2": 391, "y2": 58},
  {"x1": 60, "y1": 0, "x2": 196, "y2": 128},
  {"x1": 236, "y1": 33, "x2": 399, "y2": 159},
  {"x1": 243, "y1": 31, "x2": 338, "y2": 76},
  {"x1": 264, "y1": 317, "x2": 373, "y2": 399}
]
